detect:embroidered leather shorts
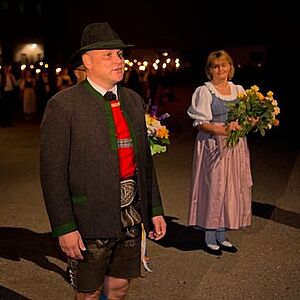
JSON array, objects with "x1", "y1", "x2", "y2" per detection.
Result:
[
  {"x1": 120, "y1": 178, "x2": 142, "y2": 228},
  {"x1": 67, "y1": 224, "x2": 142, "y2": 293}
]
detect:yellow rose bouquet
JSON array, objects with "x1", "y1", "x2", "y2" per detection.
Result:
[{"x1": 225, "y1": 85, "x2": 280, "y2": 148}]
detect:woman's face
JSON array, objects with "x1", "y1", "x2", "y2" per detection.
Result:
[{"x1": 210, "y1": 58, "x2": 231, "y2": 80}]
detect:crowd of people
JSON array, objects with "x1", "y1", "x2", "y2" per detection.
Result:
[
  {"x1": 123, "y1": 66, "x2": 176, "y2": 106},
  {"x1": 0, "y1": 61, "x2": 177, "y2": 129},
  {"x1": 0, "y1": 64, "x2": 74, "y2": 127}
]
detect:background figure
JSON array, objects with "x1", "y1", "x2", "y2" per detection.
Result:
[
  {"x1": 73, "y1": 65, "x2": 86, "y2": 83},
  {"x1": 56, "y1": 68, "x2": 72, "y2": 91},
  {"x1": 72, "y1": 64, "x2": 86, "y2": 84},
  {"x1": 36, "y1": 71, "x2": 51, "y2": 118},
  {"x1": 0, "y1": 64, "x2": 17, "y2": 127},
  {"x1": 187, "y1": 50, "x2": 252, "y2": 256},
  {"x1": 157, "y1": 70, "x2": 175, "y2": 105},
  {"x1": 40, "y1": 22, "x2": 166, "y2": 300},
  {"x1": 70, "y1": 50, "x2": 87, "y2": 84},
  {"x1": 125, "y1": 66, "x2": 143, "y2": 97},
  {"x1": 19, "y1": 70, "x2": 37, "y2": 120},
  {"x1": 146, "y1": 68, "x2": 160, "y2": 103}
]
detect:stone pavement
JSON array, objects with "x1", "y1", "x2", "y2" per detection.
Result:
[{"x1": 0, "y1": 86, "x2": 299, "y2": 299}]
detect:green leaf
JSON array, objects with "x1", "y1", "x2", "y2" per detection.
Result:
[{"x1": 150, "y1": 144, "x2": 167, "y2": 156}]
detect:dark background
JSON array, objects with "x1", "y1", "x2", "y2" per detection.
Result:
[
  {"x1": 0, "y1": 0, "x2": 297, "y2": 63},
  {"x1": 0, "y1": 0, "x2": 299, "y2": 137}
]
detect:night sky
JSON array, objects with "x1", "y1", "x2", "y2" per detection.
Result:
[
  {"x1": 53, "y1": 0, "x2": 298, "y2": 86},
  {"x1": 58, "y1": 0, "x2": 296, "y2": 52},
  {"x1": 47, "y1": 0, "x2": 298, "y2": 135}
]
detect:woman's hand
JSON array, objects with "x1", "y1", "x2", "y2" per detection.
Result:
[{"x1": 225, "y1": 120, "x2": 241, "y2": 134}]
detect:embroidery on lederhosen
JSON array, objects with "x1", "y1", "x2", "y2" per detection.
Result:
[
  {"x1": 67, "y1": 259, "x2": 78, "y2": 288},
  {"x1": 120, "y1": 179, "x2": 141, "y2": 228}
]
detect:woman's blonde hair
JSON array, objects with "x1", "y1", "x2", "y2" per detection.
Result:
[{"x1": 205, "y1": 50, "x2": 235, "y2": 80}]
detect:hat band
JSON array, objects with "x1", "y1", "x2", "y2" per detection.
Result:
[{"x1": 80, "y1": 39, "x2": 133, "y2": 51}]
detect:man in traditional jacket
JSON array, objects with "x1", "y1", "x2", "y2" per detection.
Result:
[{"x1": 40, "y1": 22, "x2": 166, "y2": 300}]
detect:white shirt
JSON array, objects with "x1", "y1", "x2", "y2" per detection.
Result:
[{"x1": 87, "y1": 77, "x2": 118, "y2": 97}]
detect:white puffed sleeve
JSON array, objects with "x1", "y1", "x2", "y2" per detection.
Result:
[
  {"x1": 236, "y1": 84, "x2": 246, "y2": 95},
  {"x1": 187, "y1": 85, "x2": 212, "y2": 127}
]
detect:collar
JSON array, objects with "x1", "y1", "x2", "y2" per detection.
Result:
[{"x1": 87, "y1": 77, "x2": 118, "y2": 97}]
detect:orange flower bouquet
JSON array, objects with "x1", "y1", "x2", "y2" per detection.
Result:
[{"x1": 145, "y1": 102, "x2": 170, "y2": 155}]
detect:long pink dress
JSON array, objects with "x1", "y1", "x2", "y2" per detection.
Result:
[{"x1": 187, "y1": 82, "x2": 252, "y2": 230}]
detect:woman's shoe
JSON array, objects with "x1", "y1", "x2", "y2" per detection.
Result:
[
  {"x1": 217, "y1": 241, "x2": 238, "y2": 253},
  {"x1": 204, "y1": 244, "x2": 222, "y2": 256}
]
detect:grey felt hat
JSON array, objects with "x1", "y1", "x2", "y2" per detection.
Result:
[{"x1": 70, "y1": 22, "x2": 134, "y2": 68}]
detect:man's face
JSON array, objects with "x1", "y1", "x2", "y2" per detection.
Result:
[{"x1": 83, "y1": 49, "x2": 125, "y2": 89}]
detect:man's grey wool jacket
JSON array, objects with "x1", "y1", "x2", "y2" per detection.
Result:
[{"x1": 40, "y1": 81, "x2": 164, "y2": 239}]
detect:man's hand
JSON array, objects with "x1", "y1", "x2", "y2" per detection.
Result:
[
  {"x1": 58, "y1": 230, "x2": 86, "y2": 260},
  {"x1": 148, "y1": 215, "x2": 167, "y2": 240}
]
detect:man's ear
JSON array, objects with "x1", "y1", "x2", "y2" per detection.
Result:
[{"x1": 82, "y1": 53, "x2": 92, "y2": 70}]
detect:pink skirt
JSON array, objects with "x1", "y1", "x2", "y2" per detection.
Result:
[{"x1": 188, "y1": 130, "x2": 253, "y2": 230}]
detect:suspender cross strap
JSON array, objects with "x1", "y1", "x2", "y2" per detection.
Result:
[{"x1": 104, "y1": 91, "x2": 117, "y2": 101}]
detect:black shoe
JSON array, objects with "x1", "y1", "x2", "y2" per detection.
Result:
[
  {"x1": 217, "y1": 241, "x2": 238, "y2": 253},
  {"x1": 203, "y1": 245, "x2": 222, "y2": 256}
]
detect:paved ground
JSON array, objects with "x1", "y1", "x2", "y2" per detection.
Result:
[{"x1": 0, "y1": 86, "x2": 299, "y2": 299}]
